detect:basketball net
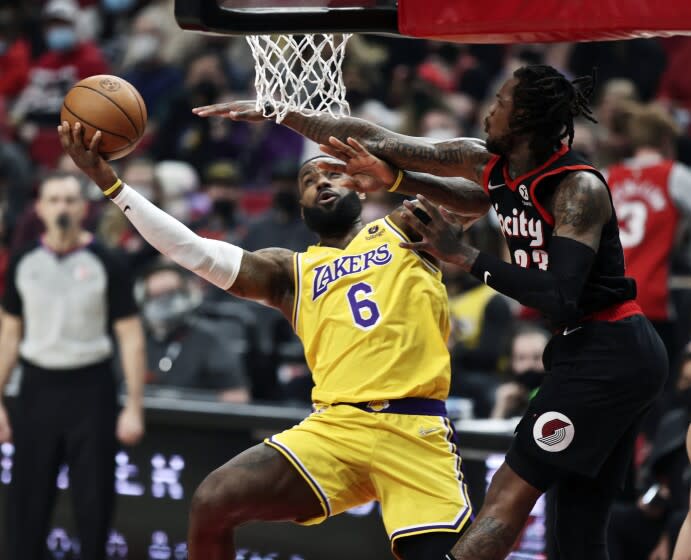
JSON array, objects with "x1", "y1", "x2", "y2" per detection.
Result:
[{"x1": 246, "y1": 33, "x2": 352, "y2": 123}]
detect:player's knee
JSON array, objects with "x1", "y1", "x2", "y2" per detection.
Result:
[{"x1": 189, "y1": 470, "x2": 245, "y2": 532}]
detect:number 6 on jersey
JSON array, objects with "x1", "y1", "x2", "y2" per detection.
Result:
[{"x1": 346, "y1": 282, "x2": 381, "y2": 329}]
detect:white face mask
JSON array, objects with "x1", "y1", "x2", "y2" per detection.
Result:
[{"x1": 128, "y1": 33, "x2": 160, "y2": 63}]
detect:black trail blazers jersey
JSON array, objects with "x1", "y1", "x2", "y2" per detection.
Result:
[{"x1": 481, "y1": 144, "x2": 636, "y2": 320}]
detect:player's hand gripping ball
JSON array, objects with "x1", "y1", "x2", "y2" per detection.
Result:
[{"x1": 60, "y1": 75, "x2": 147, "y2": 161}]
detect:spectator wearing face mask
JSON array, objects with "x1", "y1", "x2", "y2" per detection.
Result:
[
  {"x1": 192, "y1": 160, "x2": 248, "y2": 244},
  {"x1": 138, "y1": 264, "x2": 251, "y2": 402},
  {"x1": 120, "y1": 8, "x2": 182, "y2": 123},
  {"x1": 491, "y1": 324, "x2": 550, "y2": 419},
  {"x1": 10, "y1": 0, "x2": 109, "y2": 167}
]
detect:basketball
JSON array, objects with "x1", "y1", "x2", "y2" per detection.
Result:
[{"x1": 60, "y1": 75, "x2": 147, "y2": 161}]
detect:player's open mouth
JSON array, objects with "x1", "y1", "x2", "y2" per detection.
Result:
[{"x1": 317, "y1": 191, "x2": 339, "y2": 205}]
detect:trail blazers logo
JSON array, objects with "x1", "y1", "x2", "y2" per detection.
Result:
[{"x1": 532, "y1": 412, "x2": 575, "y2": 452}]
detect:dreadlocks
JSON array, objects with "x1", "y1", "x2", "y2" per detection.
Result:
[{"x1": 510, "y1": 65, "x2": 596, "y2": 158}]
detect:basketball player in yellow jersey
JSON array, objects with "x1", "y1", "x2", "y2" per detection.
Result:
[{"x1": 58, "y1": 121, "x2": 491, "y2": 560}]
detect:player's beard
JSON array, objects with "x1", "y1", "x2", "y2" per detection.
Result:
[
  {"x1": 303, "y1": 191, "x2": 362, "y2": 237},
  {"x1": 485, "y1": 132, "x2": 515, "y2": 157}
]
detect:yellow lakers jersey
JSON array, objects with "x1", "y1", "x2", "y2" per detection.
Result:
[{"x1": 292, "y1": 217, "x2": 451, "y2": 404}]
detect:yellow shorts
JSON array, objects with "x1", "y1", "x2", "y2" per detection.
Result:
[{"x1": 265, "y1": 403, "x2": 472, "y2": 556}]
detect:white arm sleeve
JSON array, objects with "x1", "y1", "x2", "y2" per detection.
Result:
[{"x1": 111, "y1": 184, "x2": 243, "y2": 290}]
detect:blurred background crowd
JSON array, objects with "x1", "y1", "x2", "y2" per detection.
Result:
[{"x1": 0, "y1": 0, "x2": 691, "y2": 556}]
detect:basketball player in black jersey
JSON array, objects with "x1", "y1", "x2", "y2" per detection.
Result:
[{"x1": 195, "y1": 65, "x2": 668, "y2": 560}]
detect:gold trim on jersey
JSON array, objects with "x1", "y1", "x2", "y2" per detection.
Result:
[
  {"x1": 383, "y1": 216, "x2": 440, "y2": 275},
  {"x1": 292, "y1": 252, "x2": 302, "y2": 331}
]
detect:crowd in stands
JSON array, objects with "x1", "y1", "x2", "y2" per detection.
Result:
[{"x1": 0, "y1": 1, "x2": 690, "y2": 556}]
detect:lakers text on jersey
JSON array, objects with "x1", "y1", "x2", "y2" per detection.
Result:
[{"x1": 292, "y1": 217, "x2": 451, "y2": 405}]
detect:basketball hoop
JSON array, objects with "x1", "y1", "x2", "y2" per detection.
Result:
[{"x1": 245, "y1": 33, "x2": 352, "y2": 123}]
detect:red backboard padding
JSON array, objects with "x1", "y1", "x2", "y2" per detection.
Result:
[{"x1": 398, "y1": 0, "x2": 691, "y2": 43}]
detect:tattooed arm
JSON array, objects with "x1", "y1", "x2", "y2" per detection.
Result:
[
  {"x1": 548, "y1": 171, "x2": 612, "y2": 250},
  {"x1": 393, "y1": 171, "x2": 490, "y2": 216},
  {"x1": 282, "y1": 115, "x2": 491, "y2": 183},
  {"x1": 316, "y1": 136, "x2": 491, "y2": 216},
  {"x1": 193, "y1": 101, "x2": 491, "y2": 182}
]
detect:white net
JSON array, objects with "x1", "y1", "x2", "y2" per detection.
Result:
[{"x1": 246, "y1": 33, "x2": 352, "y2": 123}]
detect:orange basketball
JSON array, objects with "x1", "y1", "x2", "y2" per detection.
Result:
[{"x1": 60, "y1": 75, "x2": 147, "y2": 161}]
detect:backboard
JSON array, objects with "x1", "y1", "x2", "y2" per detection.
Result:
[
  {"x1": 175, "y1": 0, "x2": 398, "y2": 35},
  {"x1": 176, "y1": 0, "x2": 691, "y2": 42}
]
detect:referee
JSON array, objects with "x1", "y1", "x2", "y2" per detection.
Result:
[{"x1": 0, "y1": 171, "x2": 146, "y2": 560}]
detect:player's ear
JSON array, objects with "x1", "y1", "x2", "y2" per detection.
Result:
[{"x1": 358, "y1": 192, "x2": 366, "y2": 200}]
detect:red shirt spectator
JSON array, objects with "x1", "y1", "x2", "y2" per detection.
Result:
[
  {"x1": 606, "y1": 103, "x2": 691, "y2": 363},
  {"x1": 11, "y1": 0, "x2": 109, "y2": 167},
  {"x1": 0, "y1": 39, "x2": 30, "y2": 100},
  {"x1": 608, "y1": 154, "x2": 689, "y2": 321}
]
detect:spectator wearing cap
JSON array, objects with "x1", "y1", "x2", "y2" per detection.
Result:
[
  {"x1": 10, "y1": 0, "x2": 109, "y2": 167},
  {"x1": 192, "y1": 160, "x2": 248, "y2": 245}
]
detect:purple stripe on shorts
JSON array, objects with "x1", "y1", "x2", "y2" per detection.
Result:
[
  {"x1": 343, "y1": 398, "x2": 447, "y2": 416},
  {"x1": 390, "y1": 506, "x2": 472, "y2": 541}
]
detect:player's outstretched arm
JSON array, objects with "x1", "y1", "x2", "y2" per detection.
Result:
[
  {"x1": 318, "y1": 136, "x2": 491, "y2": 217},
  {"x1": 193, "y1": 101, "x2": 491, "y2": 183},
  {"x1": 57, "y1": 122, "x2": 295, "y2": 316}
]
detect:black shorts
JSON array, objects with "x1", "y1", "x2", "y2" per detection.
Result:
[{"x1": 506, "y1": 314, "x2": 668, "y2": 492}]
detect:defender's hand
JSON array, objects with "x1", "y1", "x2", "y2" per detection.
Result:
[
  {"x1": 116, "y1": 404, "x2": 144, "y2": 446},
  {"x1": 317, "y1": 136, "x2": 397, "y2": 193},
  {"x1": 58, "y1": 122, "x2": 117, "y2": 191},
  {"x1": 193, "y1": 100, "x2": 266, "y2": 122},
  {"x1": 399, "y1": 194, "x2": 477, "y2": 269}
]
